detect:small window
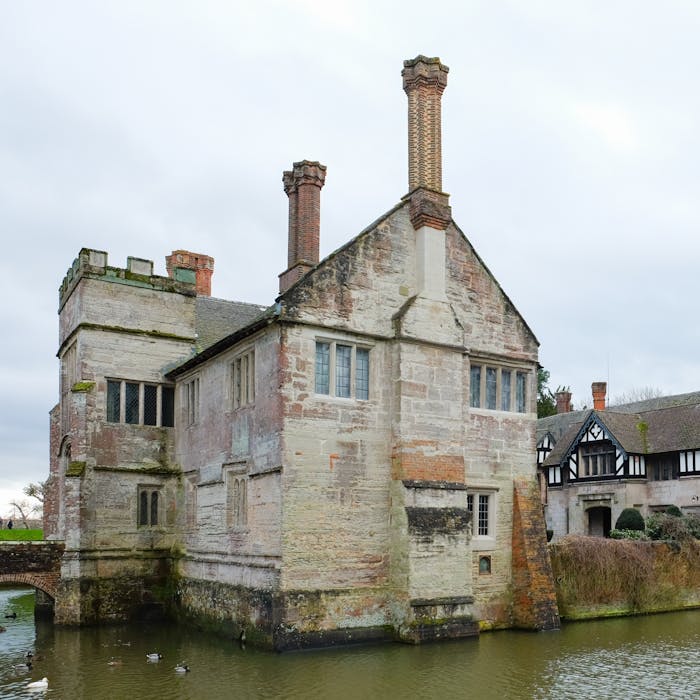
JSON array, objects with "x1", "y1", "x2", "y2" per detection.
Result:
[
  {"x1": 680, "y1": 450, "x2": 700, "y2": 476},
  {"x1": 469, "y1": 365, "x2": 481, "y2": 408},
  {"x1": 479, "y1": 555, "x2": 492, "y2": 575},
  {"x1": 516, "y1": 372, "x2": 527, "y2": 413},
  {"x1": 356, "y1": 348, "x2": 369, "y2": 401},
  {"x1": 107, "y1": 380, "x2": 121, "y2": 422},
  {"x1": 185, "y1": 377, "x2": 200, "y2": 426},
  {"x1": 161, "y1": 387, "x2": 175, "y2": 427},
  {"x1": 227, "y1": 474, "x2": 247, "y2": 529},
  {"x1": 315, "y1": 342, "x2": 330, "y2": 395},
  {"x1": 470, "y1": 363, "x2": 530, "y2": 414},
  {"x1": 138, "y1": 487, "x2": 160, "y2": 527},
  {"x1": 467, "y1": 491, "x2": 493, "y2": 537},
  {"x1": 233, "y1": 349, "x2": 256, "y2": 409},
  {"x1": 580, "y1": 441, "x2": 616, "y2": 477},
  {"x1": 314, "y1": 340, "x2": 370, "y2": 400},
  {"x1": 106, "y1": 379, "x2": 174, "y2": 428},
  {"x1": 335, "y1": 345, "x2": 352, "y2": 398},
  {"x1": 486, "y1": 367, "x2": 497, "y2": 410},
  {"x1": 501, "y1": 371, "x2": 511, "y2": 411},
  {"x1": 143, "y1": 385, "x2": 157, "y2": 426},
  {"x1": 125, "y1": 382, "x2": 140, "y2": 424}
]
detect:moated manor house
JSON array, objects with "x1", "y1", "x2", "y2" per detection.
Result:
[{"x1": 44, "y1": 56, "x2": 559, "y2": 649}]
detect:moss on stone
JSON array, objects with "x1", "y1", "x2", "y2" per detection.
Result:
[
  {"x1": 71, "y1": 381, "x2": 95, "y2": 392},
  {"x1": 66, "y1": 461, "x2": 86, "y2": 477}
]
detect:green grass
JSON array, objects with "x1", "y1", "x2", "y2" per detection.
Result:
[{"x1": 0, "y1": 529, "x2": 43, "y2": 541}]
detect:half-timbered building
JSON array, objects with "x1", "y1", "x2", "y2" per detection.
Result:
[{"x1": 538, "y1": 384, "x2": 700, "y2": 538}]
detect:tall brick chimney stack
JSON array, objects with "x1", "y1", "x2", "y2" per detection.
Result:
[
  {"x1": 402, "y1": 56, "x2": 452, "y2": 299},
  {"x1": 279, "y1": 160, "x2": 327, "y2": 293},
  {"x1": 592, "y1": 382, "x2": 607, "y2": 411},
  {"x1": 402, "y1": 55, "x2": 449, "y2": 193},
  {"x1": 165, "y1": 250, "x2": 214, "y2": 296},
  {"x1": 555, "y1": 390, "x2": 572, "y2": 414}
]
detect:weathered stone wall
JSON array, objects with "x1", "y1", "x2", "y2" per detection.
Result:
[
  {"x1": 174, "y1": 325, "x2": 283, "y2": 576},
  {"x1": 278, "y1": 324, "x2": 392, "y2": 593},
  {"x1": 510, "y1": 479, "x2": 560, "y2": 630},
  {"x1": 55, "y1": 561, "x2": 173, "y2": 625},
  {"x1": 0, "y1": 542, "x2": 64, "y2": 579}
]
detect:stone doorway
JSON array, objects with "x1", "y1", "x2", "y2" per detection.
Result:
[{"x1": 587, "y1": 506, "x2": 611, "y2": 537}]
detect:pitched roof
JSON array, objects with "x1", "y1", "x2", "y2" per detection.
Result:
[
  {"x1": 540, "y1": 393, "x2": 700, "y2": 466},
  {"x1": 194, "y1": 296, "x2": 268, "y2": 352}
]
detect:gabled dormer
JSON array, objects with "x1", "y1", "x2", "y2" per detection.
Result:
[{"x1": 542, "y1": 411, "x2": 651, "y2": 486}]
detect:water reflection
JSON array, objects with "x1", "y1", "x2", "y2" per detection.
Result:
[{"x1": 1, "y1": 586, "x2": 699, "y2": 699}]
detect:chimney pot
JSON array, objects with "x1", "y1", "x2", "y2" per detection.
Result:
[
  {"x1": 592, "y1": 382, "x2": 607, "y2": 411},
  {"x1": 402, "y1": 55, "x2": 449, "y2": 195},
  {"x1": 555, "y1": 390, "x2": 572, "y2": 414},
  {"x1": 279, "y1": 160, "x2": 326, "y2": 293},
  {"x1": 165, "y1": 250, "x2": 214, "y2": 296}
]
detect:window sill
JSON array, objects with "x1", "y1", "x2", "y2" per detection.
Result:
[{"x1": 471, "y1": 536, "x2": 496, "y2": 551}]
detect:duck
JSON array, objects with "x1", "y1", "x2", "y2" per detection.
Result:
[
  {"x1": 5, "y1": 612, "x2": 17, "y2": 619},
  {"x1": 26, "y1": 677, "x2": 49, "y2": 689},
  {"x1": 107, "y1": 657, "x2": 123, "y2": 666},
  {"x1": 175, "y1": 664, "x2": 190, "y2": 673},
  {"x1": 146, "y1": 652, "x2": 162, "y2": 661},
  {"x1": 13, "y1": 661, "x2": 32, "y2": 672},
  {"x1": 0, "y1": 626, "x2": 5, "y2": 633}
]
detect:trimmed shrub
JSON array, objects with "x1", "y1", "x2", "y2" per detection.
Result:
[
  {"x1": 646, "y1": 513, "x2": 693, "y2": 542},
  {"x1": 666, "y1": 505, "x2": 683, "y2": 517},
  {"x1": 615, "y1": 507, "x2": 645, "y2": 531},
  {"x1": 685, "y1": 513, "x2": 700, "y2": 539}
]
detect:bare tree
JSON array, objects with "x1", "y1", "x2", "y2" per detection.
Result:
[
  {"x1": 610, "y1": 387, "x2": 663, "y2": 406},
  {"x1": 8, "y1": 499, "x2": 40, "y2": 529}
]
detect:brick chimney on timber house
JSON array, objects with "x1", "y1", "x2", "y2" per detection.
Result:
[
  {"x1": 402, "y1": 56, "x2": 452, "y2": 299},
  {"x1": 279, "y1": 160, "x2": 327, "y2": 293},
  {"x1": 165, "y1": 250, "x2": 215, "y2": 296},
  {"x1": 555, "y1": 390, "x2": 573, "y2": 414},
  {"x1": 592, "y1": 382, "x2": 607, "y2": 411}
]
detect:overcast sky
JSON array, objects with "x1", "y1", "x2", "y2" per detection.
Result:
[{"x1": 1, "y1": 1, "x2": 699, "y2": 517}]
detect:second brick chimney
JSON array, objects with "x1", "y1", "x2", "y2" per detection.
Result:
[
  {"x1": 279, "y1": 160, "x2": 327, "y2": 293},
  {"x1": 165, "y1": 250, "x2": 214, "y2": 296},
  {"x1": 592, "y1": 382, "x2": 607, "y2": 411},
  {"x1": 555, "y1": 390, "x2": 572, "y2": 414}
]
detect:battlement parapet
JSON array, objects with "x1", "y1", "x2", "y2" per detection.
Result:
[{"x1": 59, "y1": 248, "x2": 197, "y2": 311}]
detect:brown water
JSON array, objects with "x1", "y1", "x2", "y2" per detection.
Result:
[{"x1": 1, "y1": 586, "x2": 699, "y2": 699}]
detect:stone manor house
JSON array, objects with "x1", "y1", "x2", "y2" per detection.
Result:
[{"x1": 45, "y1": 56, "x2": 559, "y2": 649}]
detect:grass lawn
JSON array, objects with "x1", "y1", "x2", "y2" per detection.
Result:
[{"x1": 0, "y1": 529, "x2": 43, "y2": 541}]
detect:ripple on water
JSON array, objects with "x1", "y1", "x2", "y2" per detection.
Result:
[{"x1": 2, "y1": 587, "x2": 700, "y2": 700}]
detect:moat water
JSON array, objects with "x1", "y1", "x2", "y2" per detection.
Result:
[{"x1": 1, "y1": 586, "x2": 699, "y2": 699}]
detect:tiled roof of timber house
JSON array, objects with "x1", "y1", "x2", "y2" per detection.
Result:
[{"x1": 540, "y1": 391, "x2": 700, "y2": 466}]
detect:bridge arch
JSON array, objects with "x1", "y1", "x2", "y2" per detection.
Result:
[{"x1": 0, "y1": 573, "x2": 58, "y2": 599}]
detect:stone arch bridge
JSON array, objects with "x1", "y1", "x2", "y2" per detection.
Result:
[{"x1": 0, "y1": 541, "x2": 64, "y2": 600}]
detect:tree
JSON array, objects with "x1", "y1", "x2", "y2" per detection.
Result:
[
  {"x1": 8, "y1": 498, "x2": 40, "y2": 529},
  {"x1": 537, "y1": 368, "x2": 557, "y2": 418},
  {"x1": 610, "y1": 386, "x2": 663, "y2": 406},
  {"x1": 23, "y1": 481, "x2": 46, "y2": 504}
]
